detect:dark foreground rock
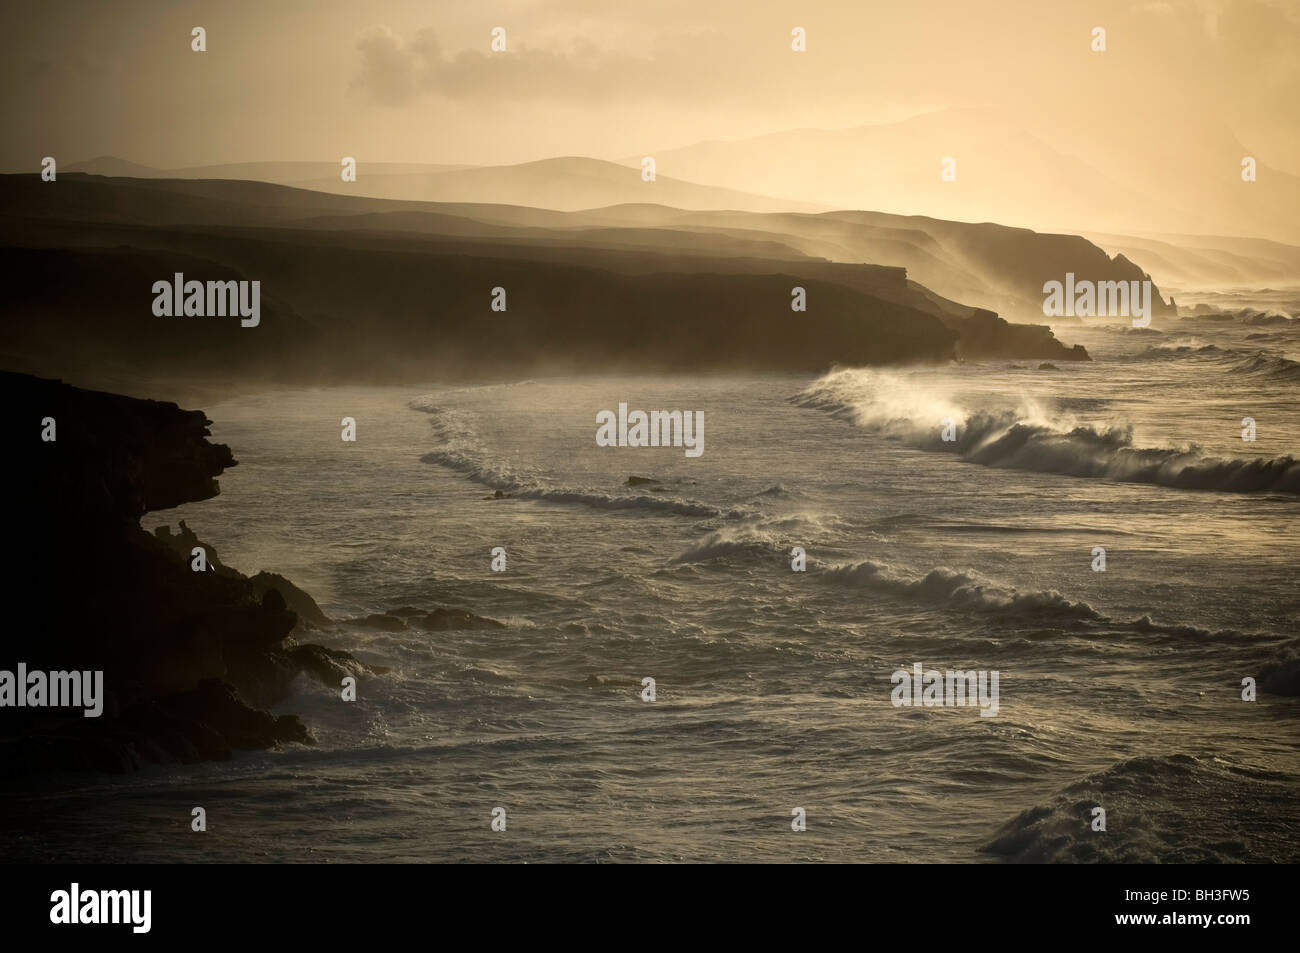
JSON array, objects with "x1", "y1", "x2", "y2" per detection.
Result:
[{"x1": 0, "y1": 370, "x2": 371, "y2": 777}]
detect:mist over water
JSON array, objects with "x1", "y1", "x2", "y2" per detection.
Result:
[{"x1": 11, "y1": 313, "x2": 1299, "y2": 863}]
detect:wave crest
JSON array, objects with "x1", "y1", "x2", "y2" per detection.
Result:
[
  {"x1": 413, "y1": 401, "x2": 750, "y2": 519},
  {"x1": 982, "y1": 755, "x2": 1298, "y2": 862},
  {"x1": 797, "y1": 368, "x2": 1300, "y2": 494},
  {"x1": 822, "y1": 559, "x2": 1103, "y2": 620}
]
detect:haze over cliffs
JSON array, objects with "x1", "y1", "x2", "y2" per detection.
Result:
[
  {"x1": 0, "y1": 169, "x2": 1140, "y2": 395},
  {"x1": 1086, "y1": 231, "x2": 1300, "y2": 293},
  {"x1": 49, "y1": 154, "x2": 1181, "y2": 321},
  {"x1": 628, "y1": 108, "x2": 1300, "y2": 246}
]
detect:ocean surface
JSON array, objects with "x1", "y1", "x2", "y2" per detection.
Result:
[{"x1": 9, "y1": 308, "x2": 1300, "y2": 862}]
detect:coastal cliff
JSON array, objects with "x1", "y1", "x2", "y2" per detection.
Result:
[
  {"x1": 0, "y1": 173, "x2": 1091, "y2": 392},
  {"x1": 0, "y1": 370, "x2": 367, "y2": 775}
]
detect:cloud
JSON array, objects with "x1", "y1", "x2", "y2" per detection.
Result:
[
  {"x1": 350, "y1": 26, "x2": 785, "y2": 107},
  {"x1": 351, "y1": 25, "x2": 442, "y2": 105}
]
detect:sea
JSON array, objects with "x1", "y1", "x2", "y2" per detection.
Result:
[{"x1": 8, "y1": 305, "x2": 1300, "y2": 862}]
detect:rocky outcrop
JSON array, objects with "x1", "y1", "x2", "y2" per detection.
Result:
[
  {"x1": 940, "y1": 309, "x2": 1090, "y2": 362},
  {"x1": 0, "y1": 370, "x2": 368, "y2": 776},
  {"x1": 248, "y1": 572, "x2": 331, "y2": 627}
]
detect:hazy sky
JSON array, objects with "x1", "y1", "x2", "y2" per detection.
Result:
[{"x1": 3, "y1": 0, "x2": 1297, "y2": 172}]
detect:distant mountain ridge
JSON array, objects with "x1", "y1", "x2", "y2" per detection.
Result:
[
  {"x1": 64, "y1": 155, "x2": 825, "y2": 214},
  {"x1": 1085, "y1": 231, "x2": 1300, "y2": 292},
  {"x1": 61, "y1": 103, "x2": 1300, "y2": 244},
  {"x1": 630, "y1": 108, "x2": 1300, "y2": 245}
]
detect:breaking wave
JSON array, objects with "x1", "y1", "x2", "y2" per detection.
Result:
[
  {"x1": 411, "y1": 399, "x2": 751, "y2": 519},
  {"x1": 1132, "y1": 342, "x2": 1300, "y2": 381},
  {"x1": 671, "y1": 515, "x2": 830, "y2": 564},
  {"x1": 1259, "y1": 637, "x2": 1300, "y2": 696},
  {"x1": 796, "y1": 368, "x2": 1300, "y2": 494},
  {"x1": 1133, "y1": 342, "x2": 1222, "y2": 360},
  {"x1": 1232, "y1": 350, "x2": 1300, "y2": 382},
  {"x1": 981, "y1": 755, "x2": 1299, "y2": 863},
  {"x1": 820, "y1": 559, "x2": 1103, "y2": 620}
]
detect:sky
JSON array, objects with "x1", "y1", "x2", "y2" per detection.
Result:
[{"x1": 2, "y1": 0, "x2": 1296, "y2": 173}]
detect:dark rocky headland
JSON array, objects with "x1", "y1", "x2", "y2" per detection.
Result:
[{"x1": 0, "y1": 370, "x2": 377, "y2": 776}]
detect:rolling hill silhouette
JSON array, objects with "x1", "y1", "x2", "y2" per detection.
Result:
[{"x1": 65, "y1": 155, "x2": 823, "y2": 213}]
